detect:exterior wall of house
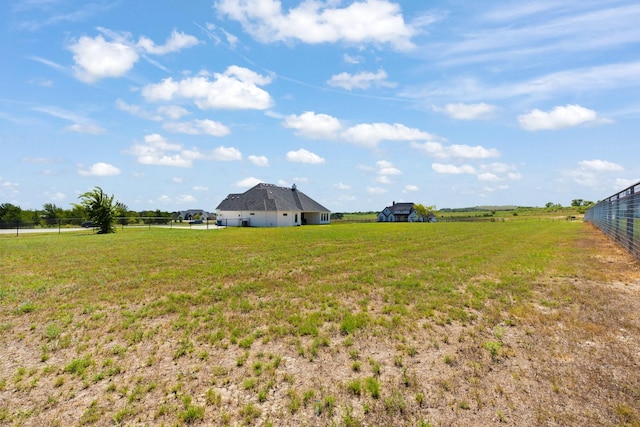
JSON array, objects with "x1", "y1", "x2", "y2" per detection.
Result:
[
  {"x1": 302, "y1": 212, "x2": 330, "y2": 225},
  {"x1": 216, "y1": 210, "x2": 305, "y2": 227},
  {"x1": 377, "y1": 208, "x2": 391, "y2": 222},
  {"x1": 215, "y1": 210, "x2": 245, "y2": 227},
  {"x1": 378, "y1": 207, "x2": 423, "y2": 222}
]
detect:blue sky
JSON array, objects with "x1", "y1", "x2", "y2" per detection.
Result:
[{"x1": 1, "y1": 0, "x2": 639, "y2": 212}]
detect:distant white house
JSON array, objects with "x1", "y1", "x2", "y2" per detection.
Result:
[
  {"x1": 215, "y1": 183, "x2": 331, "y2": 227},
  {"x1": 378, "y1": 202, "x2": 422, "y2": 222}
]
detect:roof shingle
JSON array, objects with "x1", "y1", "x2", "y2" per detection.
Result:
[{"x1": 216, "y1": 183, "x2": 330, "y2": 212}]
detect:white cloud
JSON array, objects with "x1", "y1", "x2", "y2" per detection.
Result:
[
  {"x1": 367, "y1": 186, "x2": 388, "y2": 195},
  {"x1": 334, "y1": 182, "x2": 351, "y2": 190},
  {"x1": 125, "y1": 133, "x2": 241, "y2": 167},
  {"x1": 210, "y1": 146, "x2": 243, "y2": 161},
  {"x1": 157, "y1": 105, "x2": 190, "y2": 120},
  {"x1": 404, "y1": 61, "x2": 640, "y2": 106},
  {"x1": 507, "y1": 172, "x2": 523, "y2": 181},
  {"x1": 68, "y1": 35, "x2": 139, "y2": 83},
  {"x1": 343, "y1": 53, "x2": 362, "y2": 64},
  {"x1": 327, "y1": 69, "x2": 395, "y2": 90},
  {"x1": 68, "y1": 28, "x2": 200, "y2": 83},
  {"x1": 435, "y1": 102, "x2": 496, "y2": 120},
  {"x1": 377, "y1": 160, "x2": 402, "y2": 176},
  {"x1": 142, "y1": 66, "x2": 273, "y2": 110},
  {"x1": 432, "y1": 163, "x2": 476, "y2": 175},
  {"x1": 518, "y1": 104, "x2": 601, "y2": 131},
  {"x1": 365, "y1": 160, "x2": 402, "y2": 185},
  {"x1": 579, "y1": 159, "x2": 624, "y2": 172},
  {"x1": 477, "y1": 172, "x2": 500, "y2": 182},
  {"x1": 411, "y1": 141, "x2": 499, "y2": 159},
  {"x1": 192, "y1": 186, "x2": 208, "y2": 191},
  {"x1": 78, "y1": 162, "x2": 121, "y2": 176},
  {"x1": 286, "y1": 148, "x2": 325, "y2": 164},
  {"x1": 342, "y1": 123, "x2": 437, "y2": 148},
  {"x1": 172, "y1": 177, "x2": 184, "y2": 184},
  {"x1": 116, "y1": 99, "x2": 163, "y2": 121},
  {"x1": 0, "y1": 177, "x2": 19, "y2": 198},
  {"x1": 248, "y1": 155, "x2": 269, "y2": 167},
  {"x1": 176, "y1": 194, "x2": 197, "y2": 204},
  {"x1": 283, "y1": 111, "x2": 342, "y2": 139},
  {"x1": 33, "y1": 105, "x2": 106, "y2": 134},
  {"x1": 215, "y1": 0, "x2": 418, "y2": 50},
  {"x1": 614, "y1": 178, "x2": 639, "y2": 189},
  {"x1": 236, "y1": 177, "x2": 262, "y2": 188},
  {"x1": 162, "y1": 119, "x2": 230, "y2": 136},
  {"x1": 403, "y1": 185, "x2": 419, "y2": 192},
  {"x1": 182, "y1": 145, "x2": 242, "y2": 162},
  {"x1": 282, "y1": 111, "x2": 447, "y2": 149},
  {"x1": 64, "y1": 123, "x2": 106, "y2": 135},
  {"x1": 476, "y1": 162, "x2": 522, "y2": 182},
  {"x1": 137, "y1": 30, "x2": 199, "y2": 55},
  {"x1": 45, "y1": 191, "x2": 66, "y2": 201},
  {"x1": 156, "y1": 195, "x2": 172, "y2": 204},
  {"x1": 568, "y1": 159, "x2": 625, "y2": 187},
  {"x1": 482, "y1": 185, "x2": 510, "y2": 193}
]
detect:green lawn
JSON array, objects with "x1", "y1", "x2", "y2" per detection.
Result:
[{"x1": 0, "y1": 221, "x2": 638, "y2": 426}]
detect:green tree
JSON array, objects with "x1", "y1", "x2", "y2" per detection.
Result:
[
  {"x1": 42, "y1": 203, "x2": 63, "y2": 226},
  {"x1": 0, "y1": 203, "x2": 22, "y2": 222},
  {"x1": 115, "y1": 202, "x2": 129, "y2": 225},
  {"x1": 76, "y1": 187, "x2": 120, "y2": 234},
  {"x1": 413, "y1": 203, "x2": 437, "y2": 222}
]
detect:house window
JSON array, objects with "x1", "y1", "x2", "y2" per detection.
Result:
[
  {"x1": 283, "y1": 213, "x2": 288, "y2": 216},
  {"x1": 295, "y1": 214, "x2": 298, "y2": 222},
  {"x1": 250, "y1": 213, "x2": 255, "y2": 215}
]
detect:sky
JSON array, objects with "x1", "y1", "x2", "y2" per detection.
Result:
[{"x1": 1, "y1": 0, "x2": 639, "y2": 213}]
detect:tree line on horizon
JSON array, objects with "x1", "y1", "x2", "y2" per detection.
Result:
[
  {"x1": 1, "y1": 188, "x2": 596, "y2": 232},
  {"x1": 0, "y1": 187, "x2": 174, "y2": 232}
]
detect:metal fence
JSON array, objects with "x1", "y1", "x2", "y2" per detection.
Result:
[
  {"x1": 0, "y1": 217, "x2": 216, "y2": 236},
  {"x1": 584, "y1": 181, "x2": 640, "y2": 259}
]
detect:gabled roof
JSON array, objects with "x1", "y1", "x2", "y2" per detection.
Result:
[
  {"x1": 216, "y1": 183, "x2": 330, "y2": 213},
  {"x1": 382, "y1": 202, "x2": 415, "y2": 215}
]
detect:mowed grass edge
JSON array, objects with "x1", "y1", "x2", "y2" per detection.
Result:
[{"x1": 1, "y1": 221, "x2": 638, "y2": 426}]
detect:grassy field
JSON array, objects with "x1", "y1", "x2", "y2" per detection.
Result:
[
  {"x1": 336, "y1": 207, "x2": 584, "y2": 223},
  {"x1": 0, "y1": 222, "x2": 639, "y2": 426}
]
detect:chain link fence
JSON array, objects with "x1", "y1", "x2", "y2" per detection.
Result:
[
  {"x1": 584, "y1": 181, "x2": 640, "y2": 259},
  {"x1": 0, "y1": 217, "x2": 216, "y2": 236}
]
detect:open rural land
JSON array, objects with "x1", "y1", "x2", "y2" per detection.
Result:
[{"x1": 1, "y1": 221, "x2": 639, "y2": 426}]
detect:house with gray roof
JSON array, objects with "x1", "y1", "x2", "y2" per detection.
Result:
[
  {"x1": 377, "y1": 201, "x2": 420, "y2": 222},
  {"x1": 215, "y1": 183, "x2": 330, "y2": 227},
  {"x1": 173, "y1": 209, "x2": 212, "y2": 222}
]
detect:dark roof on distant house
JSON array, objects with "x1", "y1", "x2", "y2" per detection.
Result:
[
  {"x1": 216, "y1": 183, "x2": 330, "y2": 212},
  {"x1": 174, "y1": 209, "x2": 210, "y2": 219},
  {"x1": 382, "y1": 202, "x2": 415, "y2": 214}
]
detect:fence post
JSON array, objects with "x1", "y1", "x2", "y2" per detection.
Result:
[
  {"x1": 627, "y1": 187, "x2": 635, "y2": 254},
  {"x1": 16, "y1": 219, "x2": 19, "y2": 237}
]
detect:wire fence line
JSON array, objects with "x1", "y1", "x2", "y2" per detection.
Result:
[
  {"x1": 584, "y1": 181, "x2": 640, "y2": 259},
  {"x1": 0, "y1": 217, "x2": 216, "y2": 236}
]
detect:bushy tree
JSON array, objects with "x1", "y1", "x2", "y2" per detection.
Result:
[
  {"x1": 413, "y1": 203, "x2": 437, "y2": 222},
  {"x1": 42, "y1": 203, "x2": 63, "y2": 225},
  {"x1": 0, "y1": 203, "x2": 22, "y2": 222},
  {"x1": 76, "y1": 187, "x2": 120, "y2": 234}
]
